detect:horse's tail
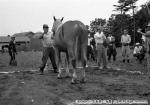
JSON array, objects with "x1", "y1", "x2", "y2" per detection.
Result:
[
  {"x1": 74, "y1": 24, "x2": 88, "y2": 62},
  {"x1": 75, "y1": 29, "x2": 82, "y2": 61}
]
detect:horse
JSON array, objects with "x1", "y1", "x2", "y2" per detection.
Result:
[
  {"x1": 52, "y1": 16, "x2": 88, "y2": 84},
  {"x1": 1, "y1": 45, "x2": 9, "y2": 53}
]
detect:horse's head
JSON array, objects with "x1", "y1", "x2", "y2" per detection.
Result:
[{"x1": 52, "y1": 16, "x2": 64, "y2": 34}]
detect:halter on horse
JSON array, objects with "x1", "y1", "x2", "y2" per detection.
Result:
[{"x1": 52, "y1": 16, "x2": 88, "y2": 84}]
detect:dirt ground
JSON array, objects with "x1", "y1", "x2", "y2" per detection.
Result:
[{"x1": 0, "y1": 48, "x2": 150, "y2": 105}]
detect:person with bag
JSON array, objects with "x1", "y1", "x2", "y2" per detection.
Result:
[
  {"x1": 8, "y1": 36, "x2": 17, "y2": 66},
  {"x1": 94, "y1": 26, "x2": 108, "y2": 69}
]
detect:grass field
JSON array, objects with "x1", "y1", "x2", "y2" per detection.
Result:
[{"x1": 0, "y1": 48, "x2": 150, "y2": 105}]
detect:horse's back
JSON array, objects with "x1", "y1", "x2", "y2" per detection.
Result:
[
  {"x1": 55, "y1": 20, "x2": 88, "y2": 52},
  {"x1": 63, "y1": 20, "x2": 88, "y2": 43}
]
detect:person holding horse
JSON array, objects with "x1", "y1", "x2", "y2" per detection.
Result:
[
  {"x1": 39, "y1": 24, "x2": 58, "y2": 74},
  {"x1": 94, "y1": 26, "x2": 108, "y2": 69},
  {"x1": 107, "y1": 33, "x2": 117, "y2": 62},
  {"x1": 8, "y1": 36, "x2": 17, "y2": 65},
  {"x1": 121, "y1": 29, "x2": 131, "y2": 63}
]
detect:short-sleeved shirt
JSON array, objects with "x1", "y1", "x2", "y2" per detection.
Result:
[
  {"x1": 94, "y1": 32, "x2": 106, "y2": 44},
  {"x1": 41, "y1": 32, "x2": 54, "y2": 47},
  {"x1": 121, "y1": 34, "x2": 131, "y2": 44}
]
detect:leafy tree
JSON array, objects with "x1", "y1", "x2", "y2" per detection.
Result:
[{"x1": 90, "y1": 18, "x2": 106, "y2": 32}]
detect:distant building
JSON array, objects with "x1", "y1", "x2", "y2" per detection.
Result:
[
  {"x1": 0, "y1": 36, "x2": 30, "y2": 51},
  {"x1": 0, "y1": 31, "x2": 43, "y2": 51}
]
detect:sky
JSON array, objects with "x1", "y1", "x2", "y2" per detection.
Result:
[{"x1": 0, "y1": 0, "x2": 148, "y2": 36}]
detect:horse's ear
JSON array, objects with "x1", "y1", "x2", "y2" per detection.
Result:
[
  {"x1": 61, "y1": 17, "x2": 64, "y2": 22},
  {"x1": 53, "y1": 16, "x2": 56, "y2": 21}
]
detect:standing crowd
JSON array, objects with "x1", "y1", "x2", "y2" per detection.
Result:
[
  {"x1": 5, "y1": 22, "x2": 150, "y2": 74},
  {"x1": 87, "y1": 27, "x2": 132, "y2": 69}
]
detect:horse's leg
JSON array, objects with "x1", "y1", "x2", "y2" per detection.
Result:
[
  {"x1": 71, "y1": 59, "x2": 77, "y2": 83},
  {"x1": 68, "y1": 49, "x2": 77, "y2": 84},
  {"x1": 65, "y1": 51, "x2": 71, "y2": 78},
  {"x1": 81, "y1": 46, "x2": 87, "y2": 83},
  {"x1": 56, "y1": 50, "x2": 62, "y2": 79}
]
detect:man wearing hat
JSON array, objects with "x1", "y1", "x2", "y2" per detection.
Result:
[
  {"x1": 8, "y1": 36, "x2": 17, "y2": 65},
  {"x1": 144, "y1": 23, "x2": 150, "y2": 73},
  {"x1": 137, "y1": 22, "x2": 150, "y2": 73},
  {"x1": 94, "y1": 26, "x2": 108, "y2": 69},
  {"x1": 39, "y1": 24, "x2": 58, "y2": 74}
]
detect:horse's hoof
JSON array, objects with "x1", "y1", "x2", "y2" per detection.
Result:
[
  {"x1": 57, "y1": 76, "x2": 63, "y2": 79},
  {"x1": 65, "y1": 76, "x2": 71, "y2": 78},
  {"x1": 38, "y1": 70, "x2": 44, "y2": 75},
  {"x1": 80, "y1": 79, "x2": 86, "y2": 83},
  {"x1": 54, "y1": 70, "x2": 58, "y2": 73},
  {"x1": 71, "y1": 79, "x2": 78, "y2": 84},
  {"x1": 71, "y1": 81, "x2": 78, "y2": 84},
  {"x1": 39, "y1": 73, "x2": 44, "y2": 75}
]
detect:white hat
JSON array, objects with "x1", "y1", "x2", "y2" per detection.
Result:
[
  {"x1": 147, "y1": 22, "x2": 150, "y2": 27},
  {"x1": 136, "y1": 43, "x2": 140, "y2": 45}
]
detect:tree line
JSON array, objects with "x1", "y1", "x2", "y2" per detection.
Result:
[{"x1": 89, "y1": 0, "x2": 150, "y2": 47}]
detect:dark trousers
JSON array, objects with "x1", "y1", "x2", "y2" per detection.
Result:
[
  {"x1": 87, "y1": 45, "x2": 95, "y2": 61},
  {"x1": 133, "y1": 53, "x2": 145, "y2": 63},
  {"x1": 40, "y1": 47, "x2": 57, "y2": 71},
  {"x1": 107, "y1": 46, "x2": 117, "y2": 61},
  {"x1": 9, "y1": 51, "x2": 15, "y2": 65}
]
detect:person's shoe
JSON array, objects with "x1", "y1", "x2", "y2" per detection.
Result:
[
  {"x1": 54, "y1": 69, "x2": 58, "y2": 73},
  {"x1": 123, "y1": 59, "x2": 125, "y2": 63},
  {"x1": 139, "y1": 60, "x2": 142, "y2": 64},
  {"x1": 39, "y1": 68, "x2": 44, "y2": 75},
  {"x1": 103, "y1": 66, "x2": 109, "y2": 69},
  {"x1": 113, "y1": 58, "x2": 116, "y2": 61},
  {"x1": 99, "y1": 66, "x2": 103, "y2": 70}
]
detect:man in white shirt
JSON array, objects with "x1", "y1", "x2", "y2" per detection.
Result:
[
  {"x1": 94, "y1": 27, "x2": 108, "y2": 69},
  {"x1": 121, "y1": 29, "x2": 131, "y2": 63},
  {"x1": 39, "y1": 24, "x2": 58, "y2": 74}
]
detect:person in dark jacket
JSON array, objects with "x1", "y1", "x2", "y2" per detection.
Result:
[
  {"x1": 8, "y1": 36, "x2": 17, "y2": 65},
  {"x1": 107, "y1": 34, "x2": 117, "y2": 62}
]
